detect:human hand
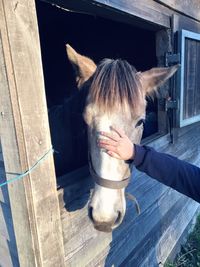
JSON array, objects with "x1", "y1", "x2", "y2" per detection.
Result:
[{"x1": 98, "y1": 126, "x2": 135, "y2": 161}]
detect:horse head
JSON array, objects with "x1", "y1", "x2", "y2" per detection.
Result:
[{"x1": 67, "y1": 44, "x2": 179, "y2": 232}]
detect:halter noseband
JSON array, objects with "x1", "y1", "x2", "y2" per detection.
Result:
[
  {"x1": 88, "y1": 153, "x2": 130, "y2": 189},
  {"x1": 88, "y1": 152, "x2": 140, "y2": 214}
]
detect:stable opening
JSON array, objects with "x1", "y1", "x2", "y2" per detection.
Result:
[{"x1": 36, "y1": 1, "x2": 158, "y2": 176}]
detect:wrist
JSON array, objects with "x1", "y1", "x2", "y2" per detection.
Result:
[
  {"x1": 129, "y1": 142, "x2": 135, "y2": 160},
  {"x1": 125, "y1": 143, "x2": 134, "y2": 164}
]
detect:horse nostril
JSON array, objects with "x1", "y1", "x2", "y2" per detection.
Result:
[
  {"x1": 114, "y1": 211, "x2": 122, "y2": 226},
  {"x1": 88, "y1": 206, "x2": 94, "y2": 222}
]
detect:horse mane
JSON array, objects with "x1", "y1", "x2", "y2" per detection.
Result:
[{"x1": 89, "y1": 58, "x2": 143, "y2": 115}]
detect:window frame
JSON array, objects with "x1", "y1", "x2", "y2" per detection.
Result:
[{"x1": 178, "y1": 29, "x2": 200, "y2": 127}]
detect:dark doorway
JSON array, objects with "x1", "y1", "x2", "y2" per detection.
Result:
[{"x1": 36, "y1": 0, "x2": 158, "y2": 174}]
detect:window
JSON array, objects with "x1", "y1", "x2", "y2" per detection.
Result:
[
  {"x1": 177, "y1": 30, "x2": 200, "y2": 127},
  {"x1": 36, "y1": 0, "x2": 159, "y2": 177}
]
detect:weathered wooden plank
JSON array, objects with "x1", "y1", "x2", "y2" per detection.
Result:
[
  {"x1": 155, "y1": 0, "x2": 200, "y2": 22},
  {"x1": 0, "y1": 151, "x2": 3, "y2": 161},
  {"x1": 0, "y1": 202, "x2": 14, "y2": 241},
  {"x1": 0, "y1": 238, "x2": 19, "y2": 267},
  {"x1": 0, "y1": 139, "x2": 18, "y2": 267},
  {"x1": 88, "y1": 188, "x2": 182, "y2": 267},
  {"x1": 42, "y1": 0, "x2": 170, "y2": 29},
  {"x1": 195, "y1": 42, "x2": 200, "y2": 115},
  {"x1": 0, "y1": 195, "x2": 19, "y2": 267},
  {"x1": 180, "y1": 36, "x2": 200, "y2": 120},
  {"x1": 0, "y1": 162, "x2": 9, "y2": 204},
  {"x1": 0, "y1": 239, "x2": 19, "y2": 265},
  {"x1": 92, "y1": 0, "x2": 170, "y2": 28},
  {"x1": 173, "y1": 13, "x2": 200, "y2": 34},
  {"x1": 0, "y1": 0, "x2": 64, "y2": 266},
  {"x1": 166, "y1": 206, "x2": 200, "y2": 263},
  {"x1": 0, "y1": 152, "x2": 10, "y2": 205},
  {"x1": 57, "y1": 166, "x2": 90, "y2": 190},
  {"x1": 122, "y1": 198, "x2": 199, "y2": 267},
  {"x1": 155, "y1": 199, "x2": 199, "y2": 265}
]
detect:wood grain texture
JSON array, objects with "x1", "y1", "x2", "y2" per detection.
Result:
[
  {"x1": 42, "y1": 0, "x2": 170, "y2": 29},
  {"x1": 93, "y1": 0, "x2": 170, "y2": 28},
  {"x1": 0, "y1": 141, "x2": 19, "y2": 267},
  {"x1": 0, "y1": 159, "x2": 9, "y2": 204},
  {"x1": 0, "y1": 238, "x2": 19, "y2": 267},
  {"x1": 155, "y1": 0, "x2": 200, "y2": 22},
  {"x1": 0, "y1": 1, "x2": 199, "y2": 266},
  {"x1": 41, "y1": 0, "x2": 200, "y2": 29},
  {"x1": 182, "y1": 38, "x2": 200, "y2": 120},
  {"x1": 173, "y1": 13, "x2": 200, "y2": 33},
  {"x1": 0, "y1": 0, "x2": 64, "y2": 266}
]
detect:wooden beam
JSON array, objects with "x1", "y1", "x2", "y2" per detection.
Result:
[
  {"x1": 0, "y1": 0, "x2": 64, "y2": 266},
  {"x1": 155, "y1": 0, "x2": 200, "y2": 22},
  {"x1": 93, "y1": 0, "x2": 170, "y2": 28},
  {"x1": 42, "y1": 0, "x2": 170, "y2": 29},
  {"x1": 173, "y1": 13, "x2": 200, "y2": 34}
]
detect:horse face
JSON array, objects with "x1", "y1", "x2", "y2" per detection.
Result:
[
  {"x1": 85, "y1": 108, "x2": 146, "y2": 232},
  {"x1": 67, "y1": 44, "x2": 179, "y2": 232}
]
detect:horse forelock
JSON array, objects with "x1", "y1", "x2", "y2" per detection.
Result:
[{"x1": 88, "y1": 58, "x2": 144, "y2": 117}]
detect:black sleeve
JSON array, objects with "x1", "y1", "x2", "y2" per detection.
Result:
[{"x1": 133, "y1": 145, "x2": 200, "y2": 203}]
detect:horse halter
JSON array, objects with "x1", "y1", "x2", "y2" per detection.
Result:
[
  {"x1": 88, "y1": 153, "x2": 140, "y2": 214},
  {"x1": 88, "y1": 153, "x2": 130, "y2": 189}
]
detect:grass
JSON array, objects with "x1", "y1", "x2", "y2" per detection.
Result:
[{"x1": 165, "y1": 214, "x2": 200, "y2": 267}]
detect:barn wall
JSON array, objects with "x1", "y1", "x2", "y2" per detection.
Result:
[
  {"x1": 44, "y1": 1, "x2": 200, "y2": 266},
  {"x1": 43, "y1": 0, "x2": 200, "y2": 30},
  {"x1": 0, "y1": 141, "x2": 19, "y2": 267},
  {"x1": 0, "y1": 0, "x2": 197, "y2": 266},
  {"x1": 155, "y1": 0, "x2": 200, "y2": 21},
  {"x1": 0, "y1": 0, "x2": 65, "y2": 265}
]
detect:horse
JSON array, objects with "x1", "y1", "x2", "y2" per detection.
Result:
[
  {"x1": 48, "y1": 46, "x2": 96, "y2": 176},
  {"x1": 49, "y1": 44, "x2": 179, "y2": 232}
]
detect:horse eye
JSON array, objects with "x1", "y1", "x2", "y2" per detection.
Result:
[{"x1": 135, "y1": 119, "x2": 145, "y2": 128}]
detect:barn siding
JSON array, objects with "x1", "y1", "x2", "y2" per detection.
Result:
[
  {"x1": 183, "y1": 37, "x2": 200, "y2": 119},
  {"x1": 59, "y1": 122, "x2": 200, "y2": 267},
  {"x1": 155, "y1": 0, "x2": 200, "y2": 22},
  {"x1": 0, "y1": 141, "x2": 19, "y2": 267},
  {"x1": 0, "y1": 0, "x2": 65, "y2": 265},
  {"x1": 41, "y1": 0, "x2": 200, "y2": 266},
  {"x1": 0, "y1": 0, "x2": 200, "y2": 266}
]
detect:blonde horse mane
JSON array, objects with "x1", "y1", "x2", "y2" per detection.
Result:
[{"x1": 89, "y1": 59, "x2": 143, "y2": 115}]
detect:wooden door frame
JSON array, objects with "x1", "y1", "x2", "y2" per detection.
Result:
[
  {"x1": 41, "y1": 0, "x2": 170, "y2": 30},
  {"x1": 0, "y1": 0, "x2": 64, "y2": 266}
]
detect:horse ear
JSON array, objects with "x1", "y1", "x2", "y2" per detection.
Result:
[
  {"x1": 138, "y1": 64, "x2": 180, "y2": 94},
  {"x1": 66, "y1": 44, "x2": 96, "y2": 89}
]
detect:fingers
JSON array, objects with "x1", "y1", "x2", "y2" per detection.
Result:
[
  {"x1": 110, "y1": 126, "x2": 126, "y2": 138},
  {"x1": 100, "y1": 126, "x2": 126, "y2": 140},
  {"x1": 98, "y1": 139, "x2": 121, "y2": 159},
  {"x1": 99, "y1": 144, "x2": 117, "y2": 153},
  {"x1": 107, "y1": 151, "x2": 121, "y2": 159},
  {"x1": 98, "y1": 139, "x2": 117, "y2": 147},
  {"x1": 100, "y1": 131, "x2": 119, "y2": 142}
]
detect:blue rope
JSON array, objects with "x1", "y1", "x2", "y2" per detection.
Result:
[{"x1": 0, "y1": 147, "x2": 54, "y2": 188}]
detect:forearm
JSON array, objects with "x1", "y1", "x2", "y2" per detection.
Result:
[{"x1": 134, "y1": 145, "x2": 200, "y2": 203}]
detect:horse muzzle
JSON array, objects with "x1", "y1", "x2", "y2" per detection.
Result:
[{"x1": 88, "y1": 206, "x2": 123, "y2": 232}]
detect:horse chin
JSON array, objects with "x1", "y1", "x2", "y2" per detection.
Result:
[
  {"x1": 94, "y1": 223, "x2": 113, "y2": 233},
  {"x1": 92, "y1": 217, "x2": 124, "y2": 232}
]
